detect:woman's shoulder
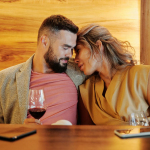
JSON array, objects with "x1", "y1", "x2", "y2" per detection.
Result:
[
  {"x1": 120, "y1": 65, "x2": 150, "y2": 81},
  {"x1": 129, "y1": 65, "x2": 150, "y2": 73},
  {"x1": 80, "y1": 75, "x2": 97, "y2": 89},
  {"x1": 83, "y1": 75, "x2": 97, "y2": 84},
  {"x1": 131, "y1": 64, "x2": 150, "y2": 69}
]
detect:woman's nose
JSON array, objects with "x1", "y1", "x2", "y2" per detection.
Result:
[{"x1": 74, "y1": 55, "x2": 79, "y2": 64}]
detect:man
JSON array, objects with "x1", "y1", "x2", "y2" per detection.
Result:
[{"x1": 0, "y1": 15, "x2": 85, "y2": 125}]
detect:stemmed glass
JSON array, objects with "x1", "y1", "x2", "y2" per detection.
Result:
[
  {"x1": 28, "y1": 89, "x2": 47, "y2": 120},
  {"x1": 129, "y1": 111, "x2": 149, "y2": 126}
]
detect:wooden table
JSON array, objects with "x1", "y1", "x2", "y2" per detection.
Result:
[{"x1": 0, "y1": 124, "x2": 150, "y2": 150}]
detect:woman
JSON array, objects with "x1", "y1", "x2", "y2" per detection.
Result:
[{"x1": 75, "y1": 24, "x2": 150, "y2": 125}]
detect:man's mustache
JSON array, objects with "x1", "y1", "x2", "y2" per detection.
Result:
[{"x1": 59, "y1": 57, "x2": 69, "y2": 61}]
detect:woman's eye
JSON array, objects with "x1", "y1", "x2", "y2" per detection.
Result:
[{"x1": 76, "y1": 49, "x2": 80, "y2": 53}]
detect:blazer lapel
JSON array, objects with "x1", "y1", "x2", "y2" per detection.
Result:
[{"x1": 16, "y1": 56, "x2": 33, "y2": 123}]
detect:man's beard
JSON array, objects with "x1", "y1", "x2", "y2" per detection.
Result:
[{"x1": 44, "y1": 46, "x2": 69, "y2": 73}]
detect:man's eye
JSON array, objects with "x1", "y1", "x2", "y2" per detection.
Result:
[{"x1": 64, "y1": 47, "x2": 68, "y2": 50}]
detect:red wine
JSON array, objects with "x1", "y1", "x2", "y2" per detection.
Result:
[{"x1": 29, "y1": 108, "x2": 46, "y2": 119}]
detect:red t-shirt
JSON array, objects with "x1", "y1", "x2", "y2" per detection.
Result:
[{"x1": 27, "y1": 70, "x2": 78, "y2": 125}]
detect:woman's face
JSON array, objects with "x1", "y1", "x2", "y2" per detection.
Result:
[{"x1": 75, "y1": 44, "x2": 99, "y2": 75}]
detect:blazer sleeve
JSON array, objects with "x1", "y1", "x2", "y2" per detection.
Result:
[{"x1": 0, "y1": 98, "x2": 4, "y2": 123}]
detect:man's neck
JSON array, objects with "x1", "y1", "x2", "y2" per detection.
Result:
[{"x1": 32, "y1": 52, "x2": 53, "y2": 74}]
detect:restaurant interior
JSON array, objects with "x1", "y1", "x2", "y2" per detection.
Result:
[{"x1": 1, "y1": 0, "x2": 150, "y2": 149}]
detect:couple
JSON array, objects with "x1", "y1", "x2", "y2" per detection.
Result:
[{"x1": 0, "y1": 15, "x2": 150, "y2": 125}]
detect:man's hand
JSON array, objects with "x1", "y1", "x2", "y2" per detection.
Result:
[{"x1": 24, "y1": 118, "x2": 41, "y2": 125}]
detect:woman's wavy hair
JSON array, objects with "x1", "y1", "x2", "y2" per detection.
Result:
[{"x1": 75, "y1": 24, "x2": 137, "y2": 70}]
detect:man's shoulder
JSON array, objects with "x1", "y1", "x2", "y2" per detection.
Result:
[
  {"x1": 66, "y1": 58, "x2": 86, "y2": 88},
  {"x1": 67, "y1": 58, "x2": 77, "y2": 68},
  {"x1": 0, "y1": 55, "x2": 33, "y2": 79},
  {"x1": 0, "y1": 63, "x2": 24, "y2": 76},
  {"x1": 0, "y1": 63, "x2": 25, "y2": 87},
  {"x1": 67, "y1": 58, "x2": 85, "y2": 76},
  {"x1": 67, "y1": 58, "x2": 82, "y2": 73}
]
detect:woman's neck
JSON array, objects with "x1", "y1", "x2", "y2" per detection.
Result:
[{"x1": 97, "y1": 58, "x2": 117, "y2": 89}]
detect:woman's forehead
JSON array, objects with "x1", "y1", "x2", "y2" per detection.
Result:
[{"x1": 76, "y1": 42, "x2": 87, "y2": 48}]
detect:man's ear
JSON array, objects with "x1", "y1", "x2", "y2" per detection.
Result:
[{"x1": 41, "y1": 35, "x2": 49, "y2": 47}]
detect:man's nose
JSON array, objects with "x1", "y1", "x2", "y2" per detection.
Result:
[{"x1": 65, "y1": 49, "x2": 73, "y2": 58}]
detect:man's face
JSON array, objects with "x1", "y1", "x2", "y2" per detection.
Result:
[{"x1": 44, "y1": 30, "x2": 77, "y2": 73}]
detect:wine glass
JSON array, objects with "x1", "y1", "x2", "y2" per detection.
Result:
[
  {"x1": 129, "y1": 111, "x2": 149, "y2": 126},
  {"x1": 28, "y1": 89, "x2": 47, "y2": 120}
]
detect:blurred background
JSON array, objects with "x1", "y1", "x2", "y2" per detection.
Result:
[{"x1": 0, "y1": 0, "x2": 140, "y2": 70}]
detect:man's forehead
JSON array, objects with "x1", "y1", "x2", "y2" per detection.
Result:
[
  {"x1": 57, "y1": 30, "x2": 77, "y2": 43},
  {"x1": 59, "y1": 30, "x2": 77, "y2": 36}
]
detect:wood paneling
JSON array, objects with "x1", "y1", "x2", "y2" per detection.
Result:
[
  {"x1": 140, "y1": 0, "x2": 150, "y2": 65},
  {"x1": 0, "y1": 0, "x2": 140, "y2": 70}
]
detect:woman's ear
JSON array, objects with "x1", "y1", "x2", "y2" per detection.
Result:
[{"x1": 96, "y1": 40, "x2": 102, "y2": 50}]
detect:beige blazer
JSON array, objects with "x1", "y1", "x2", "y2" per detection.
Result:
[{"x1": 0, "y1": 55, "x2": 85, "y2": 124}]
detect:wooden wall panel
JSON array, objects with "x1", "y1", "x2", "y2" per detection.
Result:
[
  {"x1": 140, "y1": 0, "x2": 150, "y2": 65},
  {"x1": 0, "y1": 0, "x2": 140, "y2": 70}
]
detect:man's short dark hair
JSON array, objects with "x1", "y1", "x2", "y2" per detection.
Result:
[{"x1": 38, "y1": 15, "x2": 78, "y2": 42}]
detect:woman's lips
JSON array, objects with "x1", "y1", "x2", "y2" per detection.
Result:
[{"x1": 79, "y1": 64, "x2": 83, "y2": 71}]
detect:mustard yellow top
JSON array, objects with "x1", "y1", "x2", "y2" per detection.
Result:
[{"x1": 80, "y1": 65, "x2": 150, "y2": 125}]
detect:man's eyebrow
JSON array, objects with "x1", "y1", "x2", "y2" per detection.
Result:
[{"x1": 63, "y1": 44, "x2": 74, "y2": 48}]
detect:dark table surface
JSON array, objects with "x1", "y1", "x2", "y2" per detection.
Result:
[{"x1": 0, "y1": 124, "x2": 150, "y2": 150}]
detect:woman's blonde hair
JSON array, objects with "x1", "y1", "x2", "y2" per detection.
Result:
[{"x1": 75, "y1": 24, "x2": 136, "y2": 70}]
